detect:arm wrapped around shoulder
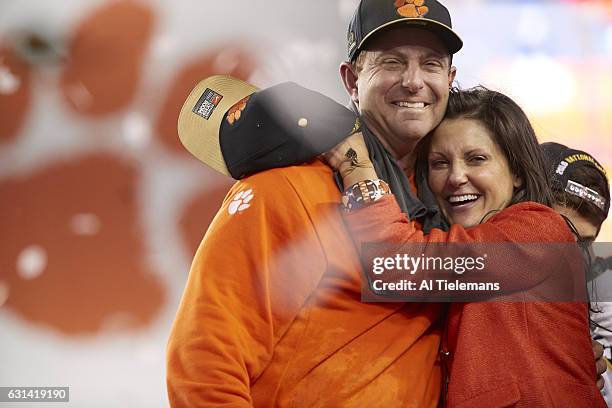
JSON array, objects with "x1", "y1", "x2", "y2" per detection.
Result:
[{"x1": 345, "y1": 196, "x2": 588, "y2": 302}]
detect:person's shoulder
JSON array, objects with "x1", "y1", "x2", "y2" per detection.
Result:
[
  {"x1": 243, "y1": 159, "x2": 333, "y2": 184},
  {"x1": 503, "y1": 201, "x2": 553, "y2": 214},
  {"x1": 494, "y1": 202, "x2": 574, "y2": 241},
  {"x1": 216, "y1": 159, "x2": 339, "y2": 219},
  {"x1": 228, "y1": 159, "x2": 338, "y2": 201}
]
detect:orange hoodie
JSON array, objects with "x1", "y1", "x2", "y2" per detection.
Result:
[{"x1": 167, "y1": 161, "x2": 443, "y2": 407}]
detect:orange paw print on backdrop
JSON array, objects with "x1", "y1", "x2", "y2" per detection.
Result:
[
  {"x1": 394, "y1": 0, "x2": 429, "y2": 18},
  {"x1": 0, "y1": 0, "x2": 261, "y2": 335},
  {"x1": 0, "y1": 154, "x2": 165, "y2": 334},
  {"x1": 155, "y1": 46, "x2": 257, "y2": 156},
  {"x1": 0, "y1": 46, "x2": 31, "y2": 142},
  {"x1": 61, "y1": 0, "x2": 155, "y2": 116},
  {"x1": 0, "y1": 0, "x2": 154, "y2": 141},
  {"x1": 226, "y1": 96, "x2": 250, "y2": 125}
]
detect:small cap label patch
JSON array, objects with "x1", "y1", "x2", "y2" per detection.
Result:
[
  {"x1": 395, "y1": 0, "x2": 429, "y2": 18},
  {"x1": 556, "y1": 160, "x2": 568, "y2": 176},
  {"x1": 193, "y1": 88, "x2": 223, "y2": 120},
  {"x1": 348, "y1": 31, "x2": 357, "y2": 54},
  {"x1": 227, "y1": 96, "x2": 251, "y2": 125}
]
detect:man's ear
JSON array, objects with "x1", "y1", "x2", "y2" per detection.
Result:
[
  {"x1": 448, "y1": 65, "x2": 457, "y2": 87},
  {"x1": 340, "y1": 61, "x2": 359, "y2": 105}
]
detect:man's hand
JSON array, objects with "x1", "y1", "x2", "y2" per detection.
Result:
[{"x1": 593, "y1": 339, "x2": 607, "y2": 390}]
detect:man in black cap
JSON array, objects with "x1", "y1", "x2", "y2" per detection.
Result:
[{"x1": 342, "y1": 0, "x2": 460, "y2": 176}]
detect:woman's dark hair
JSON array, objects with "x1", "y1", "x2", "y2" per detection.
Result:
[{"x1": 417, "y1": 86, "x2": 553, "y2": 208}]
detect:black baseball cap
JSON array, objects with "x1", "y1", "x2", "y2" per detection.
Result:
[
  {"x1": 347, "y1": 0, "x2": 463, "y2": 61},
  {"x1": 178, "y1": 75, "x2": 360, "y2": 179},
  {"x1": 541, "y1": 142, "x2": 609, "y2": 216}
]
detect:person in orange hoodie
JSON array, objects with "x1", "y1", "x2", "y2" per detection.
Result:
[{"x1": 325, "y1": 87, "x2": 606, "y2": 406}]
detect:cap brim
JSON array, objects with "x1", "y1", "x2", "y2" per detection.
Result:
[
  {"x1": 178, "y1": 75, "x2": 259, "y2": 175},
  {"x1": 358, "y1": 18, "x2": 463, "y2": 55}
]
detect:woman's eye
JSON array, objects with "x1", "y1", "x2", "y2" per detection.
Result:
[
  {"x1": 469, "y1": 155, "x2": 487, "y2": 164},
  {"x1": 429, "y1": 160, "x2": 449, "y2": 169}
]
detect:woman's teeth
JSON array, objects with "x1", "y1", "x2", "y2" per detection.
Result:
[{"x1": 448, "y1": 194, "x2": 479, "y2": 206}]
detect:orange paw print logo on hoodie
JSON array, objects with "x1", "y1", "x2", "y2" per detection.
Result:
[
  {"x1": 394, "y1": 0, "x2": 429, "y2": 18},
  {"x1": 227, "y1": 96, "x2": 251, "y2": 125}
]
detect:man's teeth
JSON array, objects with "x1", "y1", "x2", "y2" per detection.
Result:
[
  {"x1": 448, "y1": 194, "x2": 479, "y2": 203},
  {"x1": 396, "y1": 102, "x2": 425, "y2": 108}
]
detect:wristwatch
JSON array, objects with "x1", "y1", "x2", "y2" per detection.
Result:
[{"x1": 342, "y1": 179, "x2": 391, "y2": 211}]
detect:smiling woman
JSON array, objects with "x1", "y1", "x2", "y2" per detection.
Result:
[
  {"x1": 426, "y1": 118, "x2": 520, "y2": 227},
  {"x1": 329, "y1": 86, "x2": 606, "y2": 407},
  {"x1": 419, "y1": 87, "x2": 552, "y2": 227}
]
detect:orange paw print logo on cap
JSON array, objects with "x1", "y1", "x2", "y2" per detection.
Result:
[
  {"x1": 394, "y1": 0, "x2": 429, "y2": 18},
  {"x1": 226, "y1": 95, "x2": 251, "y2": 125}
]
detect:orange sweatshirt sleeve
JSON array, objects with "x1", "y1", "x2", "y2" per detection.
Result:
[
  {"x1": 344, "y1": 195, "x2": 584, "y2": 298},
  {"x1": 167, "y1": 170, "x2": 327, "y2": 407}
]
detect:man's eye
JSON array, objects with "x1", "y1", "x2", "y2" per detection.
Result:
[
  {"x1": 382, "y1": 59, "x2": 402, "y2": 66},
  {"x1": 424, "y1": 60, "x2": 443, "y2": 69}
]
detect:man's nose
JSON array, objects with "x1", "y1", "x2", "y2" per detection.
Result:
[{"x1": 401, "y1": 66, "x2": 425, "y2": 92}]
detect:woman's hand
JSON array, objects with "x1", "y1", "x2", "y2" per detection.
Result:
[
  {"x1": 324, "y1": 132, "x2": 369, "y2": 172},
  {"x1": 593, "y1": 339, "x2": 607, "y2": 389},
  {"x1": 323, "y1": 132, "x2": 378, "y2": 187}
]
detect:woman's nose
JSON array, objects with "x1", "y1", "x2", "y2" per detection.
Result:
[{"x1": 447, "y1": 164, "x2": 468, "y2": 187}]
